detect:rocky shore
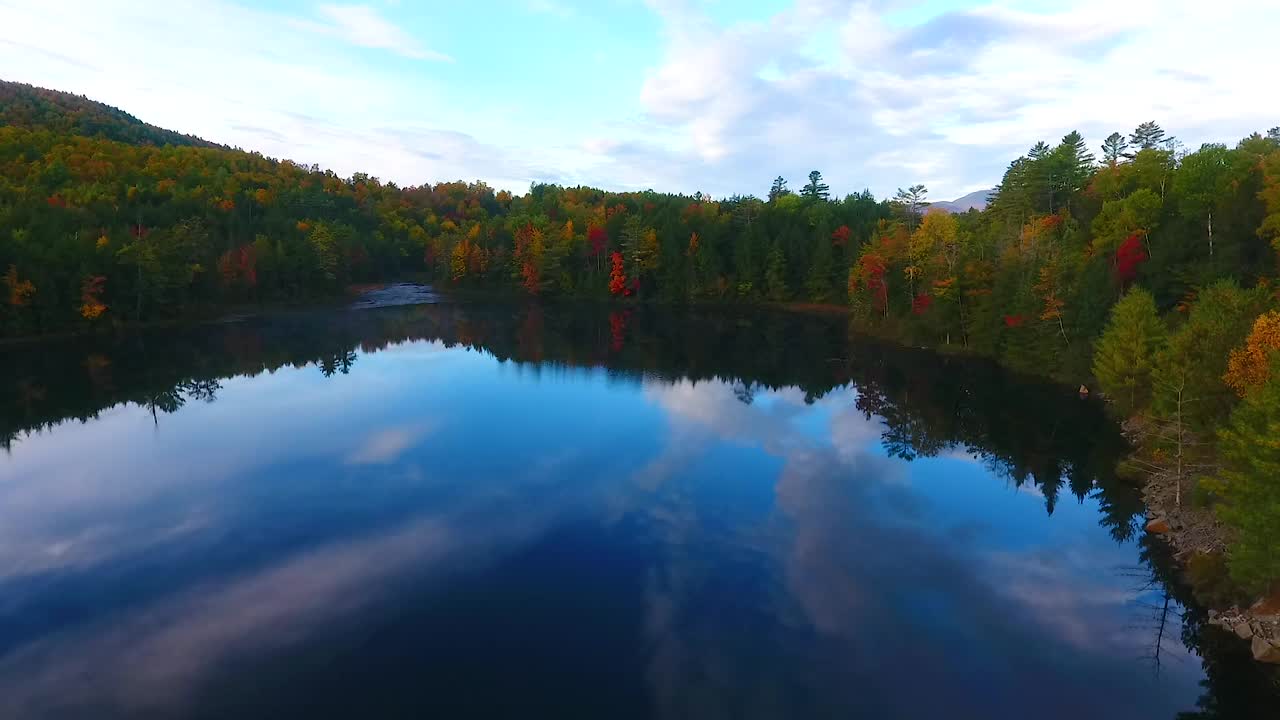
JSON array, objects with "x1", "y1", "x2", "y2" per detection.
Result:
[{"x1": 1131, "y1": 420, "x2": 1280, "y2": 665}]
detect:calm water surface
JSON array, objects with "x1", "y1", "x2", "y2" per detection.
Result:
[{"x1": 0, "y1": 299, "x2": 1274, "y2": 718}]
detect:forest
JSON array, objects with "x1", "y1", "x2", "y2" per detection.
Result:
[{"x1": 1, "y1": 79, "x2": 1279, "y2": 600}]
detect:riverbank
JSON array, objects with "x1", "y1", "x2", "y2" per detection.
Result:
[
  {"x1": 5, "y1": 282, "x2": 1275, "y2": 668},
  {"x1": 0, "y1": 280, "x2": 434, "y2": 347},
  {"x1": 1122, "y1": 417, "x2": 1280, "y2": 665}
]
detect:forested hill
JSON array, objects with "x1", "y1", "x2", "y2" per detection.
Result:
[
  {"x1": 0, "y1": 81, "x2": 1277, "y2": 382},
  {"x1": 0, "y1": 80, "x2": 220, "y2": 149}
]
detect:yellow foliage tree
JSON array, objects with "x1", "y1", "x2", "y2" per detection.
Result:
[
  {"x1": 4, "y1": 265, "x2": 36, "y2": 306},
  {"x1": 1225, "y1": 310, "x2": 1280, "y2": 396},
  {"x1": 450, "y1": 239, "x2": 471, "y2": 282},
  {"x1": 80, "y1": 275, "x2": 107, "y2": 319}
]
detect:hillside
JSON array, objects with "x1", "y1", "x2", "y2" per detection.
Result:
[
  {"x1": 929, "y1": 188, "x2": 993, "y2": 213},
  {"x1": 0, "y1": 80, "x2": 220, "y2": 149}
]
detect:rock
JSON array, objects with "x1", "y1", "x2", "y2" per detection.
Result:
[
  {"x1": 1209, "y1": 609, "x2": 1219, "y2": 619},
  {"x1": 1251, "y1": 635, "x2": 1280, "y2": 664},
  {"x1": 1079, "y1": 385, "x2": 1090, "y2": 397},
  {"x1": 1145, "y1": 518, "x2": 1172, "y2": 535},
  {"x1": 1235, "y1": 622, "x2": 1255, "y2": 639}
]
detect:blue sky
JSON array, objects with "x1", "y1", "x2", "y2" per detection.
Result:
[{"x1": 2, "y1": 0, "x2": 1277, "y2": 200}]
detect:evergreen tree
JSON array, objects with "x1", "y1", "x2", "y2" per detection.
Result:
[
  {"x1": 801, "y1": 170, "x2": 830, "y2": 201},
  {"x1": 1054, "y1": 130, "x2": 1095, "y2": 206},
  {"x1": 765, "y1": 240, "x2": 789, "y2": 301},
  {"x1": 1092, "y1": 286, "x2": 1166, "y2": 414},
  {"x1": 805, "y1": 229, "x2": 833, "y2": 301},
  {"x1": 894, "y1": 185, "x2": 928, "y2": 231},
  {"x1": 1101, "y1": 132, "x2": 1129, "y2": 166},
  {"x1": 1215, "y1": 355, "x2": 1280, "y2": 594},
  {"x1": 1152, "y1": 279, "x2": 1269, "y2": 429},
  {"x1": 768, "y1": 176, "x2": 791, "y2": 202},
  {"x1": 1129, "y1": 121, "x2": 1173, "y2": 153}
]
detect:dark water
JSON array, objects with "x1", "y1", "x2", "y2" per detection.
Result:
[{"x1": 0, "y1": 299, "x2": 1274, "y2": 719}]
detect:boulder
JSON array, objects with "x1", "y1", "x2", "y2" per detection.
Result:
[
  {"x1": 1235, "y1": 622, "x2": 1254, "y2": 640},
  {"x1": 1251, "y1": 635, "x2": 1280, "y2": 664},
  {"x1": 1145, "y1": 518, "x2": 1172, "y2": 535}
]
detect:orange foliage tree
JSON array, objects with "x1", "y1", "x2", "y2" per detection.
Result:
[
  {"x1": 80, "y1": 275, "x2": 107, "y2": 319},
  {"x1": 1225, "y1": 310, "x2": 1280, "y2": 395}
]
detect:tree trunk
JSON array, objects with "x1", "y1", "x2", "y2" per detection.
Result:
[{"x1": 1207, "y1": 209, "x2": 1214, "y2": 257}]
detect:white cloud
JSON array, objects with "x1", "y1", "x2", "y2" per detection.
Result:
[
  {"x1": 2, "y1": 0, "x2": 1277, "y2": 199},
  {"x1": 346, "y1": 422, "x2": 436, "y2": 464},
  {"x1": 303, "y1": 3, "x2": 453, "y2": 62},
  {"x1": 613, "y1": 0, "x2": 1280, "y2": 198}
]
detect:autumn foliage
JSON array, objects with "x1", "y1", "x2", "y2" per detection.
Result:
[
  {"x1": 79, "y1": 276, "x2": 107, "y2": 320},
  {"x1": 609, "y1": 252, "x2": 629, "y2": 296},
  {"x1": 1114, "y1": 233, "x2": 1148, "y2": 284},
  {"x1": 587, "y1": 225, "x2": 607, "y2": 257},
  {"x1": 4, "y1": 265, "x2": 36, "y2": 307},
  {"x1": 1224, "y1": 310, "x2": 1280, "y2": 396}
]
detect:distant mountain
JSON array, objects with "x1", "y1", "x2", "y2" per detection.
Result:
[
  {"x1": 0, "y1": 80, "x2": 221, "y2": 149},
  {"x1": 929, "y1": 188, "x2": 994, "y2": 214}
]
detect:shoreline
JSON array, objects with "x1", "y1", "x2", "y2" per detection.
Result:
[
  {"x1": 1124, "y1": 418, "x2": 1280, "y2": 665},
  {"x1": 5, "y1": 284, "x2": 1278, "y2": 667}
]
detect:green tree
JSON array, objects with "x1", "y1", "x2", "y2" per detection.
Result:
[
  {"x1": 768, "y1": 176, "x2": 790, "y2": 202},
  {"x1": 1092, "y1": 287, "x2": 1166, "y2": 414},
  {"x1": 1214, "y1": 355, "x2": 1280, "y2": 594},
  {"x1": 1101, "y1": 132, "x2": 1129, "y2": 167},
  {"x1": 1129, "y1": 121, "x2": 1173, "y2": 153},
  {"x1": 805, "y1": 229, "x2": 833, "y2": 301},
  {"x1": 1173, "y1": 143, "x2": 1231, "y2": 259},
  {"x1": 765, "y1": 240, "x2": 789, "y2": 301},
  {"x1": 1053, "y1": 130, "x2": 1095, "y2": 210},
  {"x1": 894, "y1": 185, "x2": 928, "y2": 231},
  {"x1": 801, "y1": 170, "x2": 830, "y2": 201},
  {"x1": 308, "y1": 223, "x2": 339, "y2": 287},
  {"x1": 1153, "y1": 280, "x2": 1269, "y2": 429}
]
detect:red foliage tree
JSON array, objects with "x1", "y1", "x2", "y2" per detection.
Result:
[
  {"x1": 587, "y1": 225, "x2": 607, "y2": 257},
  {"x1": 1114, "y1": 232, "x2": 1148, "y2": 284},
  {"x1": 609, "y1": 251, "x2": 629, "y2": 296},
  {"x1": 911, "y1": 292, "x2": 933, "y2": 315},
  {"x1": 514, "y1": 223, "x2": 543, "y2": 294},
  {"x1": 831, "y1": 225, "x2": 852, "y2": 247},
  {"x1": 859, "y1": 253, "x2": 888, "y2": 313},
  {"x1": 1003, "y1": 314, "x2": 1026, "y2": 328}
]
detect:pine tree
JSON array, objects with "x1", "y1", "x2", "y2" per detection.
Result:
[
  {"x1": 1092, "y1": 286, "x2": 1166, "y2": 414},
  {"x1": 768, "y1": 176, "x2": 791, "y2": 202},
  {"x1": 894, "y1": 185, "x2": 928, "y2": 231},
  {"x1": 1215, "y1": 356, "x2": 1280, "y2": 594},
  {"x1": 801, "y1": 170, "x2": 830, "y2": 201},
  {"x1": 1054, "y1": 130, "x2": 1095, "y2": 206},
  {"x1": 1101, "y1": 132, "x2": 1129, "y2": 166},
  {"x1": 1129, "y1": 121, "x2": 1174, "y2": 153}
]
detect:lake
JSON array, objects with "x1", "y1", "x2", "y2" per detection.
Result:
[{"x1": 0, "y1": 296, "x2": 1274, "y2": 719}]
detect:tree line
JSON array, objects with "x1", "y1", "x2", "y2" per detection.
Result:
[{"x1": 3, "y1": 80, "x2": 1280, "y2": 597}]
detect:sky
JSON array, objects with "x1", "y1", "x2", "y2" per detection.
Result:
[{"x1": 1, "y1": 0, "x2": 1277, "y2": 200}]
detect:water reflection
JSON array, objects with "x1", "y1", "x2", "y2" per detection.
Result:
[{"x1": 0, "y1": 302, "x2": 1274, "y2": 718}]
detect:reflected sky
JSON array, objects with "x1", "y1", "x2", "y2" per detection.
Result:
[{"x1": 0, "y1": 312, "x2": 1220, "y2": 719}]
